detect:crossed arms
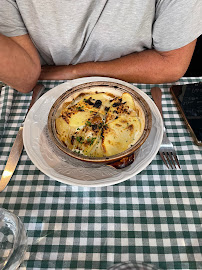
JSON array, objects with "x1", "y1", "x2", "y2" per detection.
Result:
[{"x1": 0, "y1": 33, "x2": 196, "y2": 93}]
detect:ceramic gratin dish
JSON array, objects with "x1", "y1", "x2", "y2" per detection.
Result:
[{"x1": 47, "y1": 81, "x2": 152, "y2": 169}]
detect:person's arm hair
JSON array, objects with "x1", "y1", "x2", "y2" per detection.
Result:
[
  {"x1": 40, "y1": 39, "x2": 196, "y2": 83},
  {"x1": 0, "y1": 33, "x2": 41, "y2": 93}
]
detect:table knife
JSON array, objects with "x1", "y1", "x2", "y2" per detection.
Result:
[{"x1": 0, "y1": 84, "x2": 45, "y2": 192}]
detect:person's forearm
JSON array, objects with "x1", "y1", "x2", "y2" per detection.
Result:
[
  {"x1": 40, "y1": 45, "x2": 194, "y2": 83},
  {"x1": 76, "y1": 49, "x2": 189, "y2": 84},
  {"x1": 0, "y1": 34, "x2": 41, "y2": 93}
]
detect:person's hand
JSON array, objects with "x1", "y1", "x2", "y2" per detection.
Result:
[{"x1": 39, "y1": 65, "x2": 81, "y2": 80}]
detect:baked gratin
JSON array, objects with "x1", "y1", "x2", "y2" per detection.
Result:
[{"x1": 55, "y1": 88, "x2": 145, "y2": 157}]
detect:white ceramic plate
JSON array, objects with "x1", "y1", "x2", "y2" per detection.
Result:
[{"x1": 23, "y1": 77, "x2": 163, "y2": 187}]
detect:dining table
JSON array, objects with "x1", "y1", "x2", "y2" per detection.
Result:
[{"x1": 0, "y1": 76, "x2": 201, "y2": 270}]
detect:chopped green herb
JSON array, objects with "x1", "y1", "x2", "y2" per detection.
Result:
[
  {"x1": 86, "y1": 121, "x2": 92, "y2": 126},
  {"x1": 76, "y1": 136, "x2": 84, "y2": 143},
  {"x1": 90, "y1": 137, "x2": 96, "y2": 145},
  {"x1": 87, "y1": 137, "x2": 96, "y2": 145},
  {"x1": 76, "y1": 106, "x2": 84, "y2": 111}
]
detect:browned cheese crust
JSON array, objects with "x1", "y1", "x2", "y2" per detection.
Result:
[{"x1": 55, "y1": 90, "x2": 145, "y2": 157}]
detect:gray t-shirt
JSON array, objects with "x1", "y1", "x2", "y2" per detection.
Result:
[{"x1": 0, "y1": 0, "x2": 201, "y2": 65}]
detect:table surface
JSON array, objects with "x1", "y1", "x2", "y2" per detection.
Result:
[{"x1": 0, "y1": 77, "x2": 201, "y2": 270}]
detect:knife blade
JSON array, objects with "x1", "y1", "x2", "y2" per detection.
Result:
[{"x1": 0, "y1": 84, "x2": 45, "y2": 192}]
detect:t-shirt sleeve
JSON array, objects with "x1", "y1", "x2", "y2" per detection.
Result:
[
  {"x1": 153, "y1": 0, "x2": 202, "y2": 51},
  {"x1": 0, "y1": 0, "x2": 27, "y2": 37}
]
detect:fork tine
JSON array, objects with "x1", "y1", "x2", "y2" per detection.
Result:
[
  {"x1": 168, "y1": 152, "x2": 176, "y2": 169},
  {"x1": 159, "y1": 152, "x2": 169, "y2": 168},
  {"x1": 164, "y1": 152, "x2": 174, "y2": 169},
  {"x1": 159, "y1": 151, "x2": 180, "y2": 169},
  {"x1": 173, "y1": 153, "x2": 181, "y2": 169}
]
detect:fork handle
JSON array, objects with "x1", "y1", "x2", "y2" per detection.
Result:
[{"x1": 151, "y1": 87, "x2": 163, "y2": 118}]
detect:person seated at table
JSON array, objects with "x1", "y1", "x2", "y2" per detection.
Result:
[{"x1": 0, "y1": 0, "x2": 201, "y2": 93}]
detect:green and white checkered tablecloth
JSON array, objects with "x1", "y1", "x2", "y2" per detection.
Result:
[{"x1": 0, "y1": 77, "x2": 201, "y2": 270}]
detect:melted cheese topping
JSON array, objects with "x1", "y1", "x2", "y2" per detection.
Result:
[{"x1": 55, "y1": 91, "x2": 145, "y2": 157}]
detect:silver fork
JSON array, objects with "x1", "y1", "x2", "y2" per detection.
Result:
[{"x1": 151, "y1": 87, "x2": 180, "y2": 169}]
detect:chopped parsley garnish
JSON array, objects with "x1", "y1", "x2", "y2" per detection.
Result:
[
  {"x1": 87, "y1": 137, "x2": 96, "y2": 145},
  {"x1": 74, "y1": 150, "x2": 80, "y2": 154},
  {"x1": 76, "y1": 136, "x2": 84, "y2": 143},
  {"x1": 76, "y1": 106, "x2": 84, "y2": 111},
  {"x1": 86, "y1": 121, "x2": 92, "y2": 126}
]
